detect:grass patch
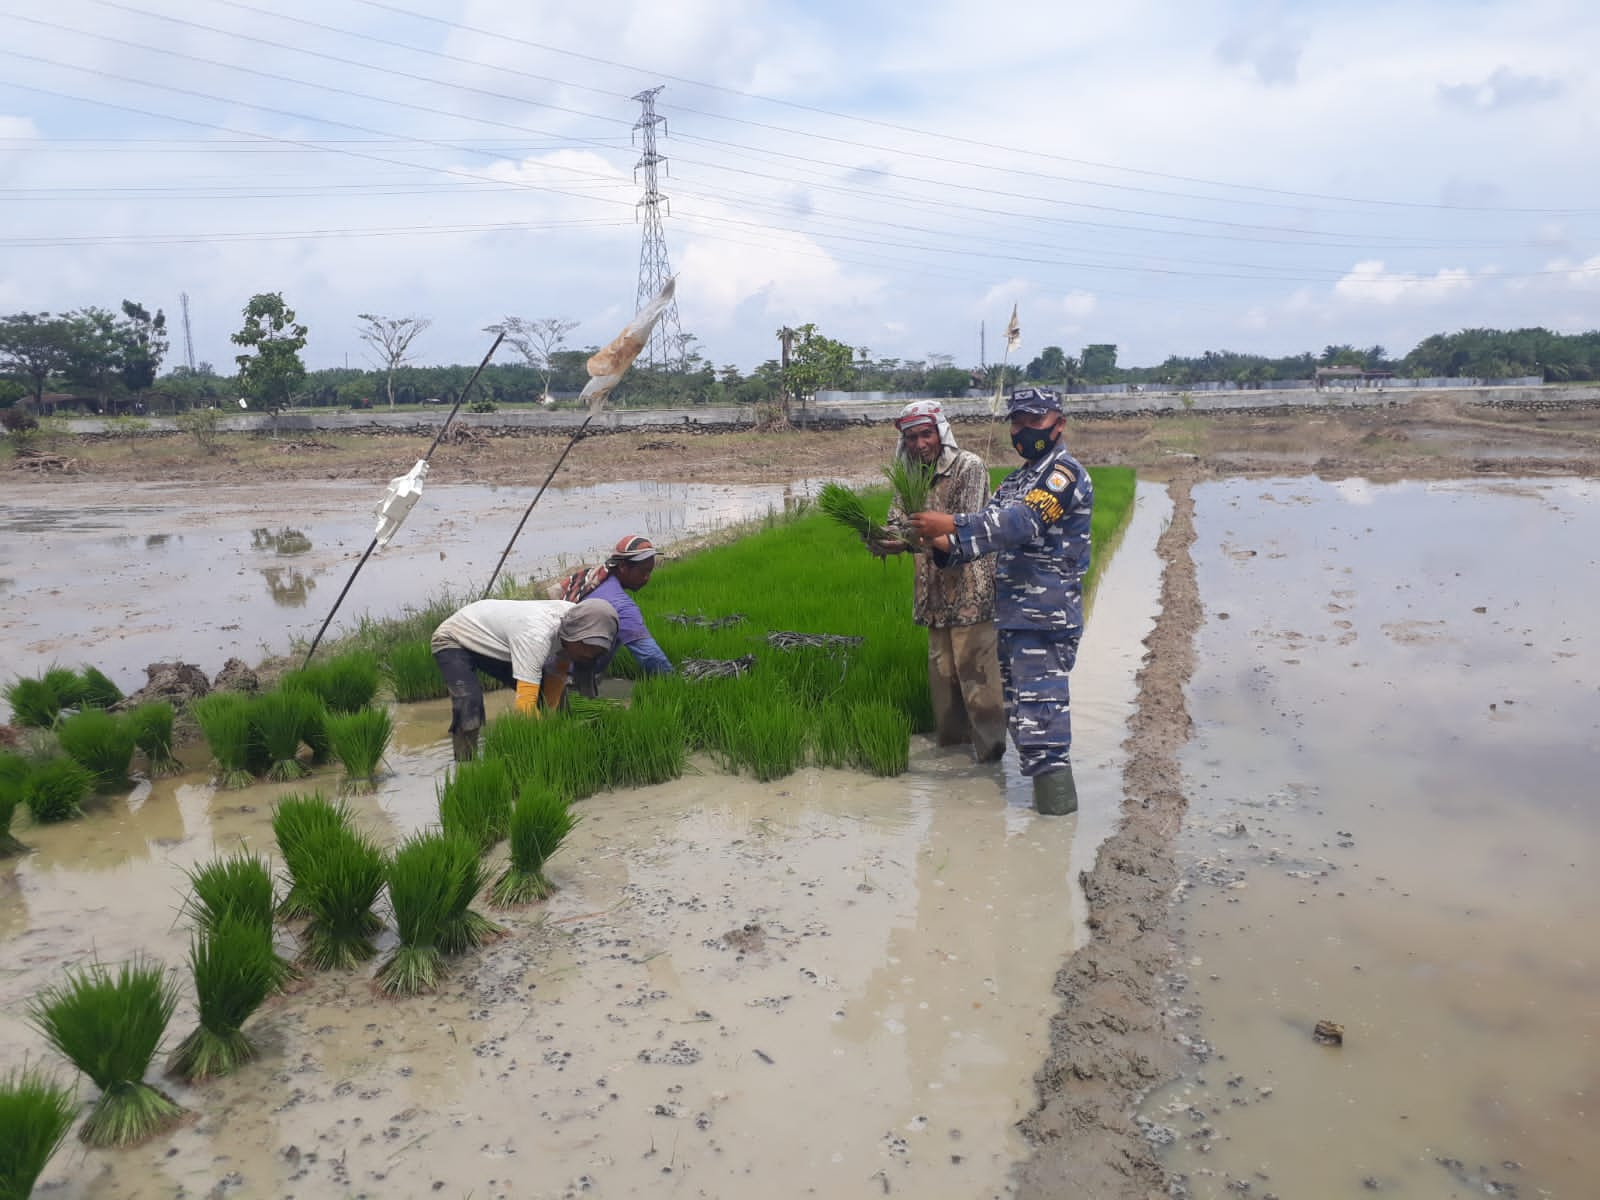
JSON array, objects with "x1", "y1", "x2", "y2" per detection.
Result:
[
  {"x1": 23, "y1": 759, "x2": 93, "y2": 824},
  {"x1": 437, "y1": 758, "x2": 513, "y2": 851},
  {"x1": 127, "y1": 702, "x2": 180, "y2": 776},
  {"x1": 490, "y1": 784, "x2": 578, "y2": 907},
  {"x1": 385, "y1": 639, "x2": 448, "y2": 702},
  {"x1": 28, "y1": 957, "x2": 184, "y2": 1148},
  {"x1": 327, "y1": 707, "x2": 393, "y2": 792},
  {"x1": 0, "y1": 1064, "x2": 77, "y2": 1196},
  {"x1": 55, "y1": 709, "x2": 136, "y2": 793},
  {"x1": 166, "y1": 916, "x2": 284, "y2": 1083}
]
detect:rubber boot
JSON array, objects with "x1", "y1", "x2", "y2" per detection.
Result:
[
  {"x1": 1031, "y1": 766, "x2": 1078, "y2": 816},
  {"x1": 451, "y1": 728, "x2": 479, "y2": 763}
]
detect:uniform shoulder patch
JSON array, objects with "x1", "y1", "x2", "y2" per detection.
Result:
[
  {"x1": 1044, "y1": 465, "x2": 1074, "y2": 494},
  {"x1": 1023, "y1": 487, "x2": 1065, "y2": 525}
]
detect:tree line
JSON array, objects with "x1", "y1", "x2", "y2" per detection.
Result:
[{"x1": 4, "y1": 292, "x2": 1597, "y2": 417}]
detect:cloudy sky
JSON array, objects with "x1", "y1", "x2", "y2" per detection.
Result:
[{"x1": 1, "y1": 0, "x2": 1596, "y2": 373}]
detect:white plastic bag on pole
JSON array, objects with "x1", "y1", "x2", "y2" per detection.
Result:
[
  {"x1": 579, "y1": 277, "x2": 677, "y2": 412},
  {"x1": 373, "y1": 458, "x2": 429, "y2": 548}
]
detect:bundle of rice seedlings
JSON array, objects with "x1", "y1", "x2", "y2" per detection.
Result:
[
  {"x1": 384, "y1": 639, "x2": 447, "y2": 703},
  {"x1": 191, "y1": 693, "x2": 258, "y2": 789},
  {"x1": 271, "y1": 792, "x2": 354, "y2": 920},
  {"x1": 437, "y1": 758, "x2": 512, "y2": 851},
  {"x1": 1, "y1": 752, "x2": 28, "y2": 856},
  {"x1": 282, "y1": 652, "x2": 382, "y2": 715},
  {"x1": 55, "y1": 709, "x2": 136, "y2": 793},
  {"x1": 4, "y1": 677, "x2": 62, "y2": 729},
  {"x1": 565, "y1": 696, "x2": 625, "y2": 723},
  {"x1": 41, "y1": 668, "x2": 86, "y2": 710},
  {"x1": 76, "y1": 666, "x2": 124, "y2": 709},
  {"x1": 327, "y1": 707, "x2": 392, "y2": 793},
  {"x1": 490, "y1": 784, "x2": 578, "y2": 907},
  {"x1": 882, "y1": 457, "x2": 935, "y2": 516},
  {"x1": 436, "y1": 834, "x2": 500, "y2": 956},
  {"x1": 22, "y1": 759, "x2": 93, "y2": 824},
  {"x1": 817, "y1": 482, "x2": 877, "y2": 539},
  {"x1": 848, "y1": 700, "x2": 912, "y2": 776},
  {"x1": 0, "y1": 1064, "x2": 77, "y2": 1198},
  {"x1": 28, "y1": 957, "x2": 184, "y2": 1148},
  {"x1": 125, "y1": 701, "x2": 180, "y2": 777},
  {"x1": 182, "y1": 852, "x2": 275, "y2": 934},
  {"x1": 166, "y1": 915, "x2": 284, "y2": 1083},
  {"x1": 296, "y1": 823, "x2": 387, "y2": 971},
  {"x1": 375, "y1": 831, "x2": 465, "y2": 996},
  {"x1": 250, "y1": 690, "x2": 323, "y2": 781}
]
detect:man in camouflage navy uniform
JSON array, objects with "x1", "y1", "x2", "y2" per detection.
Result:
[{"x1": 909, "y1": 386, "x2": 1093, "y2": 814}]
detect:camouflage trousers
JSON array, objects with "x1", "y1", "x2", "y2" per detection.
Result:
[
  {"x1": 927, "y1": 621, "x2": 1007, "y2": 762},
  {"x1": 997, "y1": 628, "x2": 1080, "y2": 777}
]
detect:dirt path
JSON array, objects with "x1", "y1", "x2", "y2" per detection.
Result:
[{"x1": 1012, "y1": 475, "x2": 1200, "y2": 1199}]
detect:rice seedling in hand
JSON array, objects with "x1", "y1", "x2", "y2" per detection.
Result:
[
  {"x1": 817, "y1": 482, "x2": 877, "y2": 539},
  {"x1": 4, "y1": 676, "x2": 62, "y2": 729},
  {"x1": 166, "y1": 915, "x2": 284, "y2": 1083},
  {"x1": 28, "y1": 956, "x2": 184, "y2": 1148},
  {"x1": 295, "y1": 823, "x2": 387, "y2": 971},
  {"x1": 327, "y1": 707, "x2": 392, "y2": 793},
  {"x1": 436, "y1": 833, "x2": 501, "y2": 956},
  {"x1": 22, "y1": 759, "x2": 93, "y2": 824},
  {"x1": 56, "y1": 709, "x2": 136, "y2": 793},
  {"x1": 0, "y1": 752, "x2": 28, "y2": 856},
  {"x1": 882, "y1": 456, "x2": 935, "y2": 516},
  {"x1": 126, "y1": 702, "x2": 180, "y2": 777},
  {"x1": 376, "y1": 831, "x2": 467, "y2": 996},
  {"x1": 491, "y1": 784, "x2": 578, "y2": 907},
  {"x1": 191, "y1": 693, "x2": 259, "y2": 789},
  {"x1": 76, "y1": 666, "x2": 123, "y2": 709},
  {"x1": 0, "y1": 1064, "x2": 77, "y2": 1198},
  {"x1": 250, "y1": 690, "x2": 323, "y2": 781},
  {"x1": 385, "y1": 639, "x2": 447, "y2": 702},
  {"x1": 182, "y1": 852, "x2": 276, "y2": 935},
  {"x1": 437, "y1": 758, "x2": 512, "y2": 851},
  {"x1": 271, "y1": 791, "x2": 356, "y2": 920}
]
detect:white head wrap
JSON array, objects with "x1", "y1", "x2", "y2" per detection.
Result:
[{"x1": 893, "y1": 400, "x2": 958, "y2": 469}]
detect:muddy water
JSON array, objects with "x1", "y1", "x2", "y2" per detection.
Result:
[
  {"x1": 1145, "y1": 476, "x2": 1600, "y2": 1198},
  {"x1": 0, "y1": 477, "x2": 806, "y2": 700},
  {"x1": 0, "y1": 485, "x2": 1168, "y2": 1199}
]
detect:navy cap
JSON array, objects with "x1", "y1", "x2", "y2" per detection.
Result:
[{"x1": 1006, "y1": 387, "x2": 1063, "y2": 415}]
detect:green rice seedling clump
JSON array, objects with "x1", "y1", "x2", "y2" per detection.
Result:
[
  {"x1": 436, "y1": 832, "x2": 501, "y2": 956},
  {"x1": 250, "y1": 690, "x2": 323, "y2": 781},
  {"x1": 491, "y1": 784, "x2": 578, "y2": 907},
  {"x1": 295, "y1": 823, "x2": 387, "y2": 971},
  {"x1": 377, "y1": 831, "x2": 468, "y2": 995},
  {"x1": 0, "y1": 1064, "x2": 77, "y2": 1199},
  {"x1": 28, "y1": 956, "x2": 184, "y2": 1148},
  {"x1": 327, "y1": 707, "x2": 392, "y2": 793},
  {"x1": 191, "y1": 693, "x2": 259, "y2": 789},
  {"x1": 183, "y1": 852, "x2": 275, "y2": 935},
  {"x1": 166, "y1": 916, "x2": 284, "y2": 1083},
  {"x1": 41, "y1": 668, "x2": 86, "y2": 710},
  {"x1": 76, "y1": 666, "x2": 124, "y2": 709},
  {"x1": 126, "y1": 701, "x2": 180, "y2": 776},
  {"x1": 55, "y1": 709, "x2": 136, "y2": 793},
  {"x1": 598, "y1": 702, "x2": 686, "y2": 789},
  {"x1": 481, "y1": 711, "x2": 608, "y2": 802},
  {"x1": 0, "y1": 752, "x2": 28, "y2": 856},
  {"x1": 4, "y1": 677, "x2": 63, "y2": 729},
  {"x1": 283, "y1": 651, "x2": 382, "y2": 715},
  {"x1": 847, "y1": 701, "x2": 913, "y2": 776},
  {"x1": 385, "y1": 639, "x2": 447, "y2": 702},
  {"x1": 437, "y1": 757, "x2": 513, "y2": 850},
  {"x1": 23, "y1": 759, "x2": 93, "y2": 824},
  {"x1": 271, "y1": 792, "x2": 355, "y2": 920}
]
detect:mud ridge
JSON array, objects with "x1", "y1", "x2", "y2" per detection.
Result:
[{"x1": 1012, "y1": 472, "x2": 1201, "y2": 1200}]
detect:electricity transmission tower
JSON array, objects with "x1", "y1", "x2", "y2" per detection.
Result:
[
  {"x1": 631, "y1": 86, "x2": 684, "y2": 371},
  {"x1": 180, "y1": 291, "x2": 196, "y2": 372}
]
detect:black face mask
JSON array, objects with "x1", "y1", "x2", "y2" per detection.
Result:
[{"x1": 1011, "y1": 423, "x2": 1060, "y2": 461}]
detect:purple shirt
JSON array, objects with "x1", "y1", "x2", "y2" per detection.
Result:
[{"x1": 587, "y1": 575, "x2": 649, "y2": 645}]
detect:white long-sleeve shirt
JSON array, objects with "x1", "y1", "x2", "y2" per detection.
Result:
[{"x1": 430, "y1": 599, "x2": 572, "y2": 684}]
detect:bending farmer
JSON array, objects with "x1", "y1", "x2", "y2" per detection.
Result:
[
  {"x1": 431, "y1": 597, "x2": 619, "y2": 761},
  {"x1": 909, "y1": 387, "x2": 1094, "y2": 815},
  {"x1": 874, "y1": 400, "x2": 1006, "y2": 763},
  {"x1": 552, "y1": 534, "x2": 674, "y2": 687}
]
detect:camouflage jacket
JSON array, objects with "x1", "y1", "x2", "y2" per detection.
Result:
[
  {"x1": 886, "y1": 447, "x2": 996, "y2": 628},
  {"x1": 937, "y1": 443, "x2": 1093, "y2": 632}
]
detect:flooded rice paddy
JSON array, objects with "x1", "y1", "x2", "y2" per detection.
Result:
[
  {"x1": 0, "y1": 482, "x2": 1169, "y2": 1198},
  {"x1": 1148, "y1": 476, "x2": 1600, "y2": 1198}
]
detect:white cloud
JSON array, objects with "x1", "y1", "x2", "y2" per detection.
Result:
[{"x1": 1333, "y1": 260, "x2": 1476, "y2": 307}]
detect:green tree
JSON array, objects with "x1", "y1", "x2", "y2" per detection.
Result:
[
  {"x1": 924, "y1": 365, "x2": 973, "y2": 397},
  {"x1": 1080, "y1": 343, "x2": 1118, "y2": 382},
  {"x1": 0, "y1": 311, "x2": 78, "y2": 404},
  {"x1": 232, "y1": 293, "x2": 308, "y2": 411},
  {"x1": 63, "y1": 307, "x2": 128, "y2": 408},
  {"x1": 778, "y1": 323, "x2": 854, "y2": 416},
  {"x1": 119, "y1": 300, "x2": 168, "y2": 397}
]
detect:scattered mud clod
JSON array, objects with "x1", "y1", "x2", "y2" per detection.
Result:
[
  {"x1": 1312, "y1": 1020, "x2": 1345, "y2": 1046},
  {"x1": 722, "y1": 923, "x2": 766, "y2": 953}
]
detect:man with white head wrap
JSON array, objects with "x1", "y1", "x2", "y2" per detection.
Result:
[{"x1": 873, "y1": 399, "x2": 1006, "y2": 762}]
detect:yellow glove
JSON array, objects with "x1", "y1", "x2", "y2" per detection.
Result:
[
  {"x1": 515, "y1": 680, "x2": 541, "y2": 716},
  {"x1": 538, "y1": 658, "x2": 571, "y2": 712}
]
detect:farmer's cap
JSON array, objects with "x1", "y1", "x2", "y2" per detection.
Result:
[
  {"x1": 607, "y1": 534, "x2": 659, "y2": 564},
  {"x1": 1007, "y1": 387, "x2": 1063, "y2": 415},
  {"x1": 560, "y1": 598, "x2": 619, "y2": 648}
]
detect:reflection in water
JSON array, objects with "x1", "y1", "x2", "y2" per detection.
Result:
[
  {"x1": 261, "y1": 566, "x2": 316, "y2": 607},
  {"x1": 25, "y1": 779, "x2": 190, "y2": 874},
  {"x1": 145, "y1": 532, "x2": 172, "y2": 549},
  {"x1": 252, "y1": 527, "x2": 313, "y2": 555}
]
